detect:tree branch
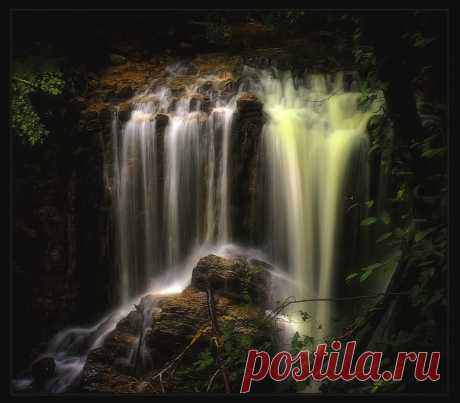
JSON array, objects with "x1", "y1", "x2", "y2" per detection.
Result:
[
  {"x1": 206, "y1": 368, "x2": 221, "y2": 392},
  {"x1": 265, "y1": 291, "x2": 409, "y2": 323},
  {"x1": 13, "y1": 77, "x2": 38, "y2": 89},
  {"x1": 147, "y1": 324, "x2": 209, "y2": 392},
  {"x1": 206, "y1": 285, "x2": 231, "y2": 394}
]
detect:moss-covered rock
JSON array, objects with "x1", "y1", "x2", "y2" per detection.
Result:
[{"x1": 79, "y1": 254, "x2": 275, "y2": 393}]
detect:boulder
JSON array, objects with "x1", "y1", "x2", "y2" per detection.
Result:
[
  {"x1": 79, "y1": 254, "x2": 273, "y2": 393},
  {"x1": 145, "y1": 288, "x2": 210, "y2": 364},
  {"x1": 190, "y1": 254, "x2": 270, "y2": 305}
]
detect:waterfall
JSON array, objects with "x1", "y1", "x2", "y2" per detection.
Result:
[
  {"x1": 13, "y1": 65, "x2": 383, "y2": 393},
  {"x1": 254, "y1": 70, "x2": 378, "y2": 338},
  {"x1": 113, "y1": 66, "x2": 379, "y2": 334},
  {"x1": 113, "y1": 71, "x2": 240, "y2": 302}
]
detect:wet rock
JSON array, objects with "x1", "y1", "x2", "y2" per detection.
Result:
[
  {"x1": 166, "y1": 61, "x2": 198, "y2": 76},
  {"x1": 170, "y1": 97, "x2": 181, "y2": 112},
  {"x1": 32, "y1": 356, "x2": 55, "y2": 387},
  {"x1": 98, "y1": 108, "x2": 112, "y2": 123},
  {"x1": 221, "y1": 78, "x2": 239, "y2": 96},
  {"x1": 236, "y1": 93, "x2": 263, "y2": 116},
  {"x1": 110, "y1": 54, "x2": 127, "y2": 66},
  {"x1": 155, "y1": 113, "x2": 169, "y2": 129},
  {"x1": 104, "y1": 86, "x2": 133, "y2": 102},
  {"x1": 79, "y1": 255, "x2": 273, "y2": 392},
  {"x1": 190, "y1": 94, "x2": 211, "y2": 113},
  {"x1": 197, "y1": 80, "x2": 214, "y2": 94},
  {"x1": 191, "y1": 254, "x2": 270, "y2": 304},
  {"x1": 116, "y1": 102, "x2": 132, "y2": 122},
  {"x1": 118, "y1": 110, "x2": 131, "y2": 122},
  {"x1": 116, "y1": 86, "x2": 133, "y2": 99},
  {"x1": 80, "y1": 110, "x2": 98, "y2": 121},
  {"x1": 145, "y1": 288, "x2": 209, "y2": 364},
  {"x1": 170, "y1": 86, "x2": 185, "y2": 97}
]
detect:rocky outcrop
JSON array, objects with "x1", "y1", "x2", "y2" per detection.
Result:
[
  {"x1": 230, "y1": 93, "x2": 266, "y2": 245},
  {"x1": 191, "y1": 254, "x2": 269, "y2": 305},
  {"x1": 79, "y1": 254, "x2": 274, "y2": 393}
]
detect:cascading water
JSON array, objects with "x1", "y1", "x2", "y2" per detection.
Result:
[
  {"x1": 253, "y1": 70, "x2": 379, "y2": 339},
  {"x1": 113, "y1": 70, "x2": 241, "y2": 302},
  {"x1": 13, "y1": 64, "x2": 385, "y2": 393}
]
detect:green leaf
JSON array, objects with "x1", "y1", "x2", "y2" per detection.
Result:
[
  {"x1": 396, "y1": 188, "x2": 406, "y2": 200},
  {"x1": 360, "y1": 270, "x2": 373, "y2": 282},
  {"x1": 421, "y1": 147, "x2": 446, "y2": 159},
  {"x1": 415, "y1": 228, "x2": 437, "y2": 242},
  {"x1": 376, "y1": 232, "x2": 392, "y2": 243},
  {"x1": 380, "y1": 212, "x2": 391, "y2": 225},
  {"x1": 365, "y1": 200, "x2": 374, "y2": 208},
  {"x1": 369, "y1": 144, "x2": 380, "y2": 154},
  {"x1": 345, "y1": 273, "x2": 358, "y2": 281},
  {"x1": 361, "y1": 217, "x2": 377, "y2": 226},
  {"x1": 360, "y1": 262, "x2": 383, "y2": 272},
  {"x1": 300, "y1": 310, "x2": 312, "y2": 321},
  {"x1": 393, "y1": 227, "x2": 405, "y2": 239}
]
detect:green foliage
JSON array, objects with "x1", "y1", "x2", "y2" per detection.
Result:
[
  {"x1": 241, "y1": 269, "x2": 254, "y2": 304},
  {"x1": 192, "y1": 350, "x2": 215, "y2": 372},
  {"x1": 347, "y1": 250, "x2": 402, "y2": 283},
  {"x1": 11, "y1": 57, "x2": 65, "y2": 145},
  {"x1": 360, "y1": 217, "x2": 377, "y2": 226},
  {"x1": 220, "y1": 319, "x2": 274, "y2": 388},
  {"x1": 330, "y1": 13, "x2": 446, "y2": 395},
  {"x1": 290, "y1": 331, "x2": 315, "y2": 355},
  {"x1": 240, "y1": 267, "x2": 262, "y2": 304},
  {"x1": 402, "y1": 31, "x2": 436, "y2": 49},
  {"x1": 360, "y1": 212, "x2": 391, "y2": 227}
]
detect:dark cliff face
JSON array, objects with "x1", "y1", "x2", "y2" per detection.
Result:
[{"x1": 12, "y1": 93, "x2": 115, "y2": 373}]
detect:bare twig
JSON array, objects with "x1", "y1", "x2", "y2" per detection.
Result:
[
  {"x1": 147, "y1": 324, "x2": 208, "y2": 392},
  {"x1": 206, "y1": 368, "x2": 221, "y2": 392},
  {"x1": 206, "y1": 285, "x2": 231, "y2": 394},
  {"x1": 12, "y1": 77, "x2": 38, "y2": 89},
  {"x1": 264, "y1": 292, "x2": 409, "y2": 323}
]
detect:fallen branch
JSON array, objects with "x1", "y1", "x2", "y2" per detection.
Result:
[
  {"x1": 132, "y1": 304, "x2": 145, "y2": 376},
  {"x1": 264, "y1": 291, "x2": 410, "y2": 323},
  {"x1": 147, "y1": 324, "x2": 208, "y2": 392},
  {"x1": 206, "y1": 368, "x2": 221, "y2": 392},
  {"x1": 206, "y1": 285, "x2": 231, "y2": 394},
  {"x1": 12, "y1": 77, "x2": 38, "y2": 89}
]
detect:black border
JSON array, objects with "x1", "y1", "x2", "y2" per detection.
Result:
[{"x1": 7, "y1": 6, "x2": 457, "y2": 402}]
